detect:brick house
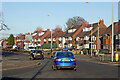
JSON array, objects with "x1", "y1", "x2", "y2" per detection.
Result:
[
  {"x1": 76, "y1": 20, "x2": 107, "y2": 50},
  {"x1": 2, "y1": 39, "x2": 8, "y2": 48},
  {"x1": 32, "y1": 29, "x2": 51, "y2": 47},
  {"x1": 64, "y1": 23, "x2": 86, "y2": 48},
  {"x1": 15, "y1": 35, "x2": 25, "y2": 49},
  {"x1": 44, "y1": 30, "x2": 65, "y2": 48},
  {"x1": 114, "y1": 20, "x2": 120, "y2": 50},
  {"x1": 102, "y1": 21, "x2": 119, "y2": 52}
]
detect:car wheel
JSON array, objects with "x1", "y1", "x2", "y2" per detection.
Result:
[
  {"x1": 29, "y1": 56, "x2": 34, "y2": 60},
  {"x1": 74, "y1": 68, "x2": 76, "y2": 71},
  {"x1": 52, "y1": 65, "x2": 56, "y2": 71}
]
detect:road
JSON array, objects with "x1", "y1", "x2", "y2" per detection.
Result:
[{"x1": 2, "y1": 52, "x2": 119, "y2": 79}]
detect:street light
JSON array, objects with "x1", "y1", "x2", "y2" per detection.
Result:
[
  {"x1": 97, "y1": 20, "x2": 100, "y2": 55},
  {"x1": 86, "y1": 2, "x2": 93, "y2": 56},
  {"x1": 48, "y1": 14, "x2": 53, "y2": 57},
  {"x1": 111, "y1": 0, "x2": 114, "y2": 62}
]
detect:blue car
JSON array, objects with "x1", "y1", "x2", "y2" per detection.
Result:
[{"x1": 52, "y1": 51, "x2": 76, "y2": 71}]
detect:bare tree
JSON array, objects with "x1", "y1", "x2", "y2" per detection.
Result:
[
  {"x1": 36, "y1": 26, "x2": 42, "y2": 31},
  {"x1": 0, "y1": 12, "x2": 10, "y2": 31},
  {"x1": 66, "y1": 16, "x2": 88, "y2": 29},
  {"x1": 53, "y1": 25, "x2": 62, "y2": 33}
]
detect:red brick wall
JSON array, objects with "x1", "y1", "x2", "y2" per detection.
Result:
[{"x1": 56, "y1": 38, "x2": 59, "y2": 48}]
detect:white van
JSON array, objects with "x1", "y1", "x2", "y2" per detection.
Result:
[{"x1": 28, "y1": 46, "x2": 36, "y2": 51}]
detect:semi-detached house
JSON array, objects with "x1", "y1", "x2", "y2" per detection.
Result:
[
  {"x1": 64, "y1": 23, "x2": 86, "y2": 48},
  {"x1": 76, "y1": 20, "x2": 107, "y2": 50},
  {"x1": 32, "y1": 29, "x2": 50, "y2": 48}
]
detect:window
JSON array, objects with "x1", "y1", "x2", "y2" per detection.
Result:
[
  {"x1": 103, "y1": 45, "x2": 108, "y2": 49},
  {"x1": 38, "y1": 41, "x2": 40, "y2": 44},
  {"x1": 56, "y1": 52, "x2": 74, "y2": 57},
  {"x1": 68, "y1": 29, "x2": 76, "y2": 33},
  {"x1": 103, "y1": 35, "x2": 108, "y2": 39}
]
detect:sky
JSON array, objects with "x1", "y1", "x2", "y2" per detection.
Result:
[{"x1": 0, "y1": 2, "x2": 119, "y2": 39}]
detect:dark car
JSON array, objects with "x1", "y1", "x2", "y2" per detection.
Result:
[
  {"x1": 69, "y1": 46, "x2": 75, "y2": 51},
  {"x1": 29, "y1": 50, "x2": 44, "y2": 60},
  {"x1": 52, "y1": 51, "x2": 76, "y2": 71}
]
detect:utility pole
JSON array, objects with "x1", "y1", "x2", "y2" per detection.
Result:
[
  {"x1": 111, "y1": 0, "x2": 114, "y2": 62},
  {"x1": 97, "y1": 20, "x2": 100, "y2": 54},
  {"x1": 51, "y1": 29, "x2": 53, "y2": 56},
  {"x1": 91, "y1": 2, "x2": 93, "y2": 56},
  {"x1": 48, "y1": 14, "x2": 53, "y2": 57}
]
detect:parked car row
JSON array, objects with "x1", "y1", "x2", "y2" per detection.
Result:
[{"x1": 63, "y1": 46, "x2": 76, "y2": 51}]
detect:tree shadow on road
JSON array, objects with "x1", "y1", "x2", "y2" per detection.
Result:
[{"x1": 2, "y1": 51, "x2": 19, "y2": 57}]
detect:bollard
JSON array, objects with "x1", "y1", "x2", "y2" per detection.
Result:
[{"x1": 115, "y1": 53, "x2": 119, "y2": 62}]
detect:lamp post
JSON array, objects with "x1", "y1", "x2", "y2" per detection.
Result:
[
  {"x1": 48, "y1": 14, "x2": 53, "y2": 56},
  {"x1": 86, "y1": 2, "x2": 93, "y2": 56},
  {"x1": 97, "y1": 20, "x2": 100, "y2": 55},
  {"x1": 111, "y1": 0, "x2": 114, "y2": 62}
]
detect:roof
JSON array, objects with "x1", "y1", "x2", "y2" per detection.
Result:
[
  {"x1": 92, "y1": 28, "x2": 107, "y2": 36},
  {"x1": 80, "y1": 23, "x2": 98, "y2": 37},
  {"x1": 64, "y1": 25, "x2": 82, "y2": 37},
  {"x1": 35, "y1": 31, "x2": 47, "y2": 39},
  {"x1": 104, "y1": 22, "x2": 118, "y2": 35},
  {"x1": 76, "y1": 31, "x2": 86, "y2": 38},
  {"x1": 46, "y1": 31, "x2": 65, "y2": 38}
]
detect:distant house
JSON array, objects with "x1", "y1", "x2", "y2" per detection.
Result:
[
  {"x1": 44, "y1": 29, "x2": 66, "y2": 48},
  {"x1": 32, "y1": 29, "x2": 51, "y2": 48},
  {"x1": 2, "y1": 39, "x2": 8, "y2": 48}
]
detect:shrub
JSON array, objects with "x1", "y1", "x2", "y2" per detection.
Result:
[
  {"x1": 83, "y1": 49, "x2": 88, "y2": 55},
  {"x1": 41, "y1": 43, "x2": 57, "y2": 49}
]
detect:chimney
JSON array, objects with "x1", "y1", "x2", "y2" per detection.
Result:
[
  {"x1": 100, "y1": 19, "x2": 104, "y2": 24},
  {"x1": 47, "y1": 29, "x2": 50, "y2": 31}
]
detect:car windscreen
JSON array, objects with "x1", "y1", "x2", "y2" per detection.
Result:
[
  {"x1": 29, "y1": 47, "x2": 35, "y2": 49},
  {"x1": 56, "y1": 52, "x2": 74, "y2": 57},
  {"x1": 36, "y1": 50, "x2": 42, "y2": 53}
]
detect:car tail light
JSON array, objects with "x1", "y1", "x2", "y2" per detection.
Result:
[
  {"x1": 55, "y1": 58, "x2": 60, "y2": 62},
  {"x1": 33, "y1": 53, "x2": 35, "y2": 55},
  {"x1": 73, "y1": 65, "x2": 76, "y2": 66},
  {"x1": 71, "y1": 58, "x2": 76, "y2": 62},
  {"x1": 56, "y1": 65, "x2": 59, "y2": 66}
]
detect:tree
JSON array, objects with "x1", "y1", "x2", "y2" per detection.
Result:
[
  {"x1": 66, "y1": 16, "x2": 88, "y2": 29},
  {"x1": 8, "y1": 34, "x2": 14, "y2": 46},
  {"x1": 53, "y1": 25, "x2": 62, "y2": 33},
  {"x1": 36, "y1": 26, "x2": 42, "y2": 31},
  {"x1": 0, "y1": 12, "x2": 10, "y2": 31}
]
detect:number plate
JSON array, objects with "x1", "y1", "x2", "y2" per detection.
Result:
[
  {"x1": 37, "y1": 54, "x2": 40, "y2": 55},
  {"x1": 62, "y1": 59, "x2": 70, "y2": 61}
]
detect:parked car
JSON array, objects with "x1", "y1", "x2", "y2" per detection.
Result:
[
  {"x1": 68, "y1": 46, "x2": 75, "y2": 51},
  {"x1": 4, "y1": 46, "x2": 13, "y2": 50},
  {"x1": 63, "y1": 47, "x2": 69, "y2": 51},
  {"x1": 52, "y1": 51, "x2": 76, "y2": 71},
  {"x1": 29, "y1": 50, "x2": 44, "y2": 60},
  {"x1": 15, "y1": 47, "x2": 21, "y2": 51},
  {"x1": 28, "y1": 46, "x2": 36, "y2": 51}
]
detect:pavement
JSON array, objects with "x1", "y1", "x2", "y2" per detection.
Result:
[{"x1": 75, "y1": 54, "x2": 120, "y2": 66}]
